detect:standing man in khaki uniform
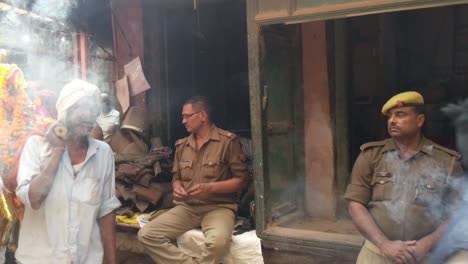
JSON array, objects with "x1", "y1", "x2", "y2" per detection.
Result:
[
  {"x1": 138, "y1": 96, "x2": 248, "y2": 264},
  {"x1": 345, "y1": 91, "x2": 464, "y2": 264}
]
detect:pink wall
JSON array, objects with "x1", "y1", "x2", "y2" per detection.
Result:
[{"x1": 302, "y1": 21, "x2": 336, "y2": 219}]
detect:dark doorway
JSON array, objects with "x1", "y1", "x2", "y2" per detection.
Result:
[
  {"x1": 349, "y1": 5, "x2": 468, "y2": 163},
  {"x1": 159, "y1": 0, "x2": 250, "y2": 145}
]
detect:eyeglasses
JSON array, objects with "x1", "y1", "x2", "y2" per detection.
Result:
[{"x1": 182, "y1": 111, "x2": 201, "y2": 120}]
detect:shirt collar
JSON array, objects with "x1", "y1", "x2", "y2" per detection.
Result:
[
  {"x1": 86, "y1": 137, "x2": 100, "y2": 158},
  {"x1": 208, "y1": 125, "x2": 220, "y2": 141},
  {"x1": 186, "y1": 124, "x2": 219, "y2": 149},
  {"x1": 63, "y1": 137, "x2": 100, "y2": 176},
  {"x1": 380, "y1": 136, "x2": 433, "y2": 156},
  {"x1": 417, "y1": 136, "x2": 434, "y2": 156}
]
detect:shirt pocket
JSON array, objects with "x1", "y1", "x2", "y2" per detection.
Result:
[
  {"x1": 201, "y1": 159, "x2": 224, "y2": 181},
  {"x1": 414, "y1": 179, "x2": 445, "y2": 207},
  {"x1": 74, "y1": 177, "x2": 102, "y2": 205},
  {"x1": 371, "y1": 172, "x2": 394, "y2": 201},
  {"x1": 179, "y1": 160, "x2": 193, "y2": 181}
]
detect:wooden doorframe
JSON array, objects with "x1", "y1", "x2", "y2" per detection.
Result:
[
  {"x1": 247, "y1": 0, "x2": 468, "y2": 245},
  {"x1": 252, "y1": 0, "x2": 468, "y2": 25}
]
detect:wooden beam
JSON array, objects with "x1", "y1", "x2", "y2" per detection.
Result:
[
  {"x1": 247, "y1": 0, "x2": 266, "y2": 233},
  {"x1": 254, "y1": 0, "x2": 468, "y2": 25},
  {"x1": 73, "y1": 33, "x2": 79, "y2": 79},
  {"x1": 80, "y1": 31, "x2": 88, "y2": 80},
  {"x1": 302, "y1": 21, "x2": 336, "y2": 219}
]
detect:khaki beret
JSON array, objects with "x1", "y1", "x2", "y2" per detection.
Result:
[{"x1": 381, "y1": 91, "x2": 424, "y2": 115}]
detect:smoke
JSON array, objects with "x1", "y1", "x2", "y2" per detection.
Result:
[
  {"x1": 443, "y1": 99, "x2": 468, "y2": 168},
  {"x1": 30, "y1": 0, "x2": 76, "y2": 23},
  {"x1": 0, "y1": 1, "x2": 111, "y2": 92},
  {"x1": 270, "y1": 181, "x2": 300, "y2": 222},
  {"x1": 0, "y1": 1, "x2": 113, "y2": 144},
  {"x1": 429, "y1": 99, "x2": 468, "y2": 263},
  {"x1": 380, "y1": 150, "x2": 460, "y2": 227},
  {"x1": 0, "y1": 1, "x2": 72, "y2": 88}
]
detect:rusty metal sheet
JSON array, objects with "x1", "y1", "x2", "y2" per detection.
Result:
[
  {"x1": 111, "y1": 0, "x2": 146, "y2": 109},
  {"x1": 116, "y1": 75, "x2": 130, "y2": 113}
]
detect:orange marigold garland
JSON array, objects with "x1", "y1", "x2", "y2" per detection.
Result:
[{"x1": 0, "y1": 64, "x2": 35, "y2": 251}]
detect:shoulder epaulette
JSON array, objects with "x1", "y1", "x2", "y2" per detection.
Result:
[
  {"x1": 175, "y1": 137, "x2": 188, "y2": 147},
  {"x1": 360, "y1": 140, "x2": 387, "y2": 151},
  {"x1": 433, "y1": 144, "x2": 461, "y2": 159},
  {"x1": 218, "y1": 129, "x2": 237, "y2": 139}
]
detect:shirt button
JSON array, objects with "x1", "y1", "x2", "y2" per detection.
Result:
[
  {"x1": 379, "y1": 180, "x2": 385, "y2": 184},
  {"x1": 426, "y1": 184, "x2": 432, "y2": 189}
]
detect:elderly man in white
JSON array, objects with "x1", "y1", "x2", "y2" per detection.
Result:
[{"x1": 15, "y1": 79, "x2": 121, "y2": 264}]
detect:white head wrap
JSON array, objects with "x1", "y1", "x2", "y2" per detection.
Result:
[{"x1": 56, "y1": 79, "x2": 101, "y2": 122}]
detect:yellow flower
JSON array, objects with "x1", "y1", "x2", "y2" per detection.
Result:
[{"x1": 0, "y1": 64, "x2": 34, "y2": 171}]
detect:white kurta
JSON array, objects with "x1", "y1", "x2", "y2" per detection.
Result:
[
  {"x1": 16, "y1": 136, "x2": 121, "y2": 264},
  {"x1": 96, "y1": 109, "x2": 120, "y2": 143}
]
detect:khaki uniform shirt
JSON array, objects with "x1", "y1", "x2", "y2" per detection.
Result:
[
  {"x1": 172, "y1": 125, "x2": 248, "y2": 205},
  {"x1": 345, "y1": 137, "x2": 464, "y2": 241}
]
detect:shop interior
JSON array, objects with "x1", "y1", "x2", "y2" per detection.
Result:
[{"x1": 143, "y1": 0, "x2": 250, "y2": 146}]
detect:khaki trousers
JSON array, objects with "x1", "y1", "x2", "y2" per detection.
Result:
[
  {"x1": 138, "y1": 203, "x2": 237, "y2": 264},
  {"x1": 357, "y1": 240, "x2": 429, "y2": 264},
  {"x1": 445, "y1": 250, "x2": 468, "y2": 264}
]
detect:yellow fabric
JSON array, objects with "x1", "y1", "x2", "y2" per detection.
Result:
[
  {"x1": 381, "y1": 91, "x2": 424, "y2": 115},
  {"x1": 364, "y1": 239, "x2": 383, "y2": 255},
  {"x1": 357, "y1": 244, "x2": 393, "y2": 264},
  {"x1": 0, "y1": 193, "x2": 20, "y2": 250},
  {"x1": 116, "y1": 212, "x2": 142, "y2": 225},
  {"x1": 359, "y1": 240, "x2": 431, "y2": 264},
  {"x1": 445, "y1": 250, "x2": 468, "y2": 264}
]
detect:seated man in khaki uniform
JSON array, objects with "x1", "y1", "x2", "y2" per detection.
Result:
[
  {"x1": 344, "y1": 91, "x2": 464, "y2": 264},
  {"x1": 138, "y1": 96, "x2": 248, "y2": 264}
]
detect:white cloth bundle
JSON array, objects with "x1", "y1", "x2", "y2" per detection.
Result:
[{"x1": 177, "y1": 229, "x2": 264, "y2": 264}]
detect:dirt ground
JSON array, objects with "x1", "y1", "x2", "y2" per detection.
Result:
[{"x1": 117, "y1": 251, "x2": 154, "y2": 264}]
